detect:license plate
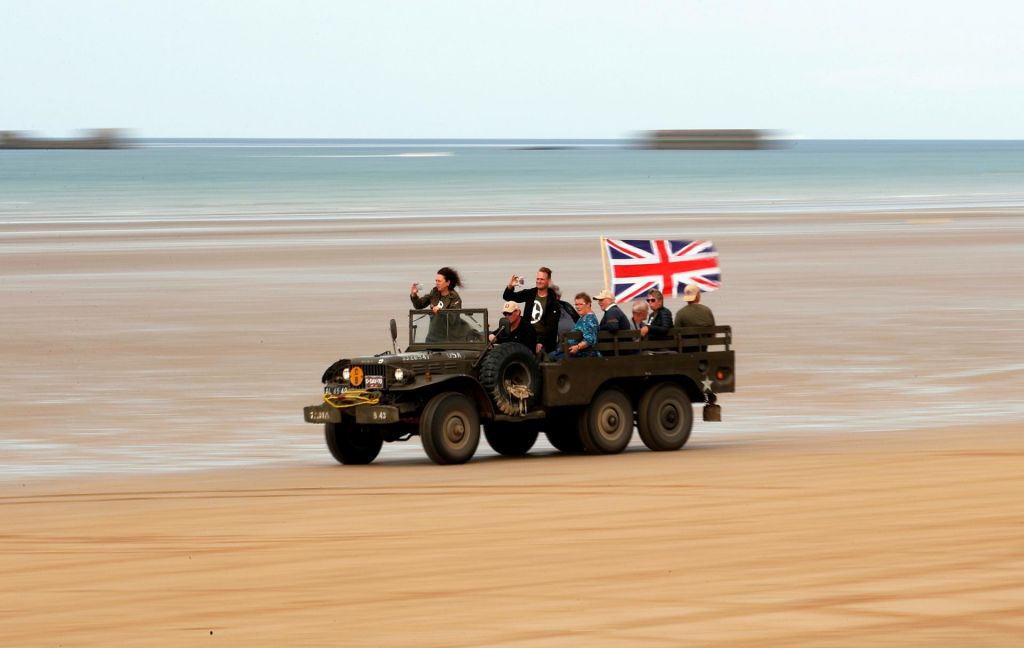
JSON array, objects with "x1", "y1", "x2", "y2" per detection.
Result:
[
  {"x1": 325, "y1": 385, "x2": 349, "y2": 396},
  {"x1": 304, "y1": 405, "x2": 341, "y2": 424},
  {"x1": 355, "y1": 405, "x2": 399, "y2": 425},
  {"x1": 365, "y1": 375, "x2": 384, "y2": 389}
]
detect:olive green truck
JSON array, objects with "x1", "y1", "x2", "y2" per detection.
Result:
[{"x1": 303, "y1": 308, "x2": 734, "y2": 465}]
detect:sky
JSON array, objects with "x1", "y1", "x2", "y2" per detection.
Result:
[{"x1": 2, "y1": 0, "x2": 1023, "y2": 139}]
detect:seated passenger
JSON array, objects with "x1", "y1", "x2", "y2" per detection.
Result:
[
  {"x1": 612, "y1": 300, "x2": 651, "y2": 355},
  {"x1": 674, "y1": 284, "x2": 716, "y2": 351},
  {"x1": 549, "y1": 292, "x2": 601, "y2": 359},
  {"x1": 674, "y1": 284, "x2": 716, "y2": 327},
  {"x1": 595, "y1": 289, "x2": 630, "y2": 333},
  {"x1": 640, "y1": 289, "x2": 673, "y2": 340},
  {"x1": 488, "y1": 301, "x2": 537, "y2": 349},
  {"x1": 630, "y1": 300, "x2": 649, "y2": 331}
]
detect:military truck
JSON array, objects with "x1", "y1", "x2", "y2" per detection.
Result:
[{"x1": 303, "y1": 308, "x2": 734, "y2": 465}]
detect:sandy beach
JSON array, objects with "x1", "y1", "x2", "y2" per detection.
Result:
[{"x1": 2, "y1": 209, "x2": 1023, "y2": 645}]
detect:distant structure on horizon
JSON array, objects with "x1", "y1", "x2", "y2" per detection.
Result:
[
  {"x1": 640, "y1": 129, "x2": 782, "y2": 150},
  {"x1": 0, "y1": 129, "x2": 130, "y2": 150}
]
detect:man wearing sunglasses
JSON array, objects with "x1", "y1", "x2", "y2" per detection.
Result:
[
  {"x1": 488, "y1": 301, "x2": 537, "y2": 349},
  {"x1": 640, "y1": 289, "x2": 673, "y2": 340}
]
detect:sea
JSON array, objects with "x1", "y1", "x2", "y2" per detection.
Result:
[
  {"x1": 4, "y1": 138, "x2": 1024, "y2": 222},
  {"x1": 3, "y1": 139, "x2": 1024, "y2": 479}
]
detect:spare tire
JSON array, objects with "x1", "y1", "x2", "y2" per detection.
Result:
[{"x1": 479, "y1": 342, "x2": 541, "y2": 416}]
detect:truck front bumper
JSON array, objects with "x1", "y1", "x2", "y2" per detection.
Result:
[
  {"x1": 304, "y1": 404, "x2": 401, "y2": 425},
  {"x1": 304, "y1": 404, "x2": 341, "y2": 424}
]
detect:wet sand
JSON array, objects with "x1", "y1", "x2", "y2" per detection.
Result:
[{"x1": 2, "y1": 209, "x2": 1023, "y2": 644}]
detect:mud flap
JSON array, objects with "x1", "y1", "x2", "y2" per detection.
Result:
[{"x1": 703, "y1": 403, "x2": 722, "y2": 421}]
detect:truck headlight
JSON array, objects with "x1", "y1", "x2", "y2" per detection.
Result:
[
  {"x1": 393, "y1": 367, "x2": 405, "y2": 382},
  {"x1": 342, "y1": 367, "x2": 351, "y2": 381}
]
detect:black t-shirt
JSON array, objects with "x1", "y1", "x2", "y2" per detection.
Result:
[{"x1": 532, "y1": 294, "x2": 548, "y2": 335}]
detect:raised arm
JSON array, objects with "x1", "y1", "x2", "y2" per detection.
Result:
[{"x1": 410, "y1": 290, "x2": 433, "y2": 309}]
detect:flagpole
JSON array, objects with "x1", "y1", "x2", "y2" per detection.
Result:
[{"x1": 600, "y1": 235, "x2": 611, "y2": 294}]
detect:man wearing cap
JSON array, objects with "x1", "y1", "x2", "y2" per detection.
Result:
[
  {"x1": 674, "y1": 284, "x2": 716, "y2": 328},
  {"x1": 675, "y1": 284, "x2": 715, "y2": 351},
  {"x1": 488, "y1": 301, "x2": 537, "y2": 349},
  {"x1": 595, "y1": 289, "x2": 630, "y2": 333}
]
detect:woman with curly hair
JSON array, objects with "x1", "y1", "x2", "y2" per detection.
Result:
[
  {"x1": 410, "y1": 267, "x2": 464, "y2": 343},
  {"x1": 410, "y1": 266, "x2": 463, "y2": 313}
]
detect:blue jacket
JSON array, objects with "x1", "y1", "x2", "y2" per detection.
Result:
[{"x1": 599, "y1": 304, "x2": 631, "y2": 333}]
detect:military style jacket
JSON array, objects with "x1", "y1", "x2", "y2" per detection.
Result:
[{"x1": 410, "y1": 288, "x2": 462, "y2": 311}]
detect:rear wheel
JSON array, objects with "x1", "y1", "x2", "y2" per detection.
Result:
[
  {"x1": 420, "y1": 392, "x2": 481, "y2": 465},
  {"x1": 578, "y1": 388, "x2": 633, "y2": 454},
  {"x1": 543, "y1": 410, "x2": 585, "y2": 454},
  {"x1": 637, "y1": 383, "x2": 692, "y2": 451},
  {"x1": 325, "y1": 421, "x2": 383, "y2": 465},
  {"x1": 484, "y1": 422, "x2": 538, "y2": 456}
]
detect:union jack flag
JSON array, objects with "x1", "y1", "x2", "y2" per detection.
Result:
[{"x1": 604, "y1": 238, "x2": 721, "y2": 302}]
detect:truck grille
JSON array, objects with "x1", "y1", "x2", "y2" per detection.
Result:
[{"x1": 355, "y1": 364, "x2": 386, "y2": 389}]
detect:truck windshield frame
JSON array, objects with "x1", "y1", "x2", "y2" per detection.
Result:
[{"x1": 406, "y1": 308, "x2": 490, "y2": 351}]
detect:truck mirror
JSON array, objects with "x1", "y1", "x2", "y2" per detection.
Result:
[{"x1": 389, "y1": 318, "x2": 398, "y2": 342}]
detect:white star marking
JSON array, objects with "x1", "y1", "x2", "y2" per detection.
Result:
[{"x1": 701, "y1": 377, "x2": 713, "y2": 392}]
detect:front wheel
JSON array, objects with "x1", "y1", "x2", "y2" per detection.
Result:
[
  {"x1": 420, "y1": 392, "x2": 481, "y2": 465},
  {"x1": 325, "y1": 421, "x2": 383, "y2": 465},
  {"x1": 637, "y1": 383, "x2": 693, "y2": 451}
]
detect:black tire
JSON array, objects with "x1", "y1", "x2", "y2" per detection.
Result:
[
  {"x1": 637, "y1": 383, "x2": 693, "y2": 451},
  {"x1": 484, "y1": 422, "x2": 539, "y2": 456},
  {"x1": 325, "y1": 421, "x2": 383, "y2": 465},
  {"x1": 543, "y1": 410, "x2": 585, "y2": 454},
  {"x1": 578, "y1": 388, "x2": 633, "y2": 455},
  {"x1": 420, "y1": 392, "x2": 481, "y2": 465},
  {"x1": 479, "y1": 343, "x2": 541, "y2": 416}
]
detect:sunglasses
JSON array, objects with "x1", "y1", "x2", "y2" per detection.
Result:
[{"x1": 645, "y1": 298, "x2": 658, "y2": 303}]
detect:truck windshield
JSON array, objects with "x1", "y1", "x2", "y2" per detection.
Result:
[{"x1": 410, "y1": 309, "x2": 487, "y2": 345}]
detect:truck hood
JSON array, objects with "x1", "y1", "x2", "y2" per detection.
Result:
[{"x1": 348, "y1": 350, "x2": 482, "y2": 365}]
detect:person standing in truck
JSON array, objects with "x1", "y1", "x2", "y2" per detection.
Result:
[
  {"x1": 410, "y1": 266, "x2": 463, "y2": 312},
  {"x1": 410, "y1": 267, "x2": 463, "y2": 343},
  {"x1": 502, "y1": 266, "x2": 561, "y2": 354}
]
